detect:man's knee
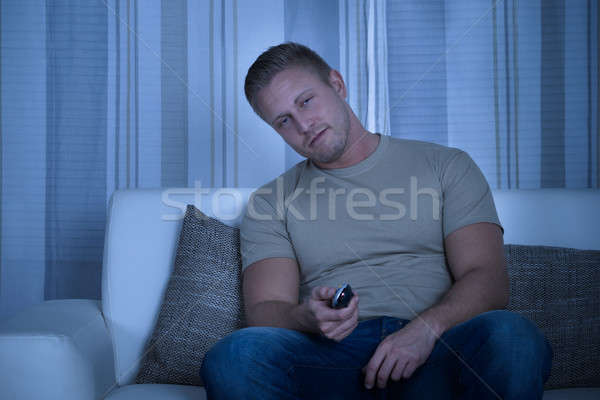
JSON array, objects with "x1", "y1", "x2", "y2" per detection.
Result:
[
  {"x1": 456, "y1": 310, "x2": 553, "y2": 398},
  {"x1": 200, "y1": 326, "x2": 297, "y2": 385},
  {"x1": 201, "y1": 326, "x2": 305, "y2": 399},
  {"x1": 202, "y1": 327, "x2": 273, "y2": 375},
  {"x1": 472, "y1": 310, "x2": 553, "y2": 378},
  {"x1": 476, "y1": 311, "x2": 550, "y2": 350}
]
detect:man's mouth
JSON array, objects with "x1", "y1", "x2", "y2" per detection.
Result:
[{"x1": 309, "y1": 128, "x2": 328, "y2": 147}]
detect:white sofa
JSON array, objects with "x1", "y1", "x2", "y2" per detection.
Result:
[{"x1": 0, "y1": 188, "x2": 598, "y2": 400}]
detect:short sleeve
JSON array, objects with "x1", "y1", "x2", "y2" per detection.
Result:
[
  {"x1": 441, "y1": 150, "x2": 503, "y2": 238},
  {"x1": 240, "y1": 192, "x2": 297, "y2": 272}
]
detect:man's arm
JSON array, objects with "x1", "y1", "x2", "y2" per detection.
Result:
[
  {"x1": 243, "y1": 257, "x2": 310, "y2": 331},
  {"x1": 418, "y1": 221, "x2": 509, "y2": 336},
  {"x1": 362, "y1": 222, "x2": 508, "y2": 389},
  {"x1": 243, "y1": 257, "x2": 360, "y2": 340}
]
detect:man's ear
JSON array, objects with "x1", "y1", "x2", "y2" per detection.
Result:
[{"x1": 328, "y1": 69, "x2": 347, "y2": 99}]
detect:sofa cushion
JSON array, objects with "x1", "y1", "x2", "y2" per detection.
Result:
[
  {"x1": 505, "y1": 244, "x2": 600, "y2": 390},
  {"x1": 105, "y1": 384, "x2": 206, "y2": 400},
  {"x1": 542, "y1": 388, "x2": 600, "y2": 400},
  {"x1": 136, "y1": 205, "x2": 245, "y2": 386}
]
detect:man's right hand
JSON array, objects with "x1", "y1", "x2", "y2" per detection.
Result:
[
  {"x1": 243, "y1": 258, "x2": 359, "y2": 338},
  {"x1": 305, "y1": 286, "x2": 360, "y2": 342}
]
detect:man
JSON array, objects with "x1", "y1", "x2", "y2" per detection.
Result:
[{"x1": 201, "y1": 42, "x2": 552, "y2": 399}]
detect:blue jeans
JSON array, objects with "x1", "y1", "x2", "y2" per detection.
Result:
[{"x1": 201, "y1": 310, "x2": 553, "y2": 399}]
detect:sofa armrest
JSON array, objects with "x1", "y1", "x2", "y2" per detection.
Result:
[{"x1": 0, "y1": 299, "x2": 116, "y2": 400}]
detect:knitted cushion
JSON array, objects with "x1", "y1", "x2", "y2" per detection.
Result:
[
  {"x1": 505, "y1": 244, "x2": 600, "y2": 390},
  {"x1": 136, "y1": 204, "x2": 245, "y2": 386}
]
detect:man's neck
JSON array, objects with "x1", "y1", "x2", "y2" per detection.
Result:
[{"x1": 314, "y1": 129, "x2": 380, "y2": 170}]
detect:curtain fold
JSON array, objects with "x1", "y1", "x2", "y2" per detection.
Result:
[
  {"x1": 44, "y1": 0, "x2": 108, "y2": 301},
  {"x1": 1, "y1": 0, "x2": 49, "y2": 318},
  {"x1": 339, "y1": 0, "x2": 390, "y2": 136},
  {"x1": 105, "y1": 0, "x2": 286, "y2": 191},
  {"x1": 1, "y1": 0, "x2": 597, "y2": 321},
  {"x1": 386, "y1": 0, "x2": 598, "y2": 189},
  {"x1": 0, "y1": 0, "x2": 287, "y2": 319}
]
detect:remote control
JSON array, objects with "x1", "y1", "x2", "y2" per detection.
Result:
[{"x1": 331, "y1": 283, "x2": 354, "y2": 309}]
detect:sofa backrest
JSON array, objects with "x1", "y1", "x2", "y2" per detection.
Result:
[
  {"x1": 101, "y1": 188, "x2": 253, "y2": 386},
  {"x1": 101, "y1": 187, "x2": 600, "y2": 385},
  {"x1": 493, "y1": 189, "x2": 600, "y2": 250}
]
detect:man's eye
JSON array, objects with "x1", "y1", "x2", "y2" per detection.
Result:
[
  {"x1": 303, "y1": 97, "x2": 313, "y2": 106},
  {"x1": 279, "y1": 117, "x2": 288, "y2": 127}
]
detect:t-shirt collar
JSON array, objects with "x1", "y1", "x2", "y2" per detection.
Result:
[{"x1": 309, "y1": 133, "x2": 388, "y2": 177}]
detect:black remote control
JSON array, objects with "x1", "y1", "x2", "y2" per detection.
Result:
[{"x1": 331, "y1": 283, "x2": 354, "y2": 309}]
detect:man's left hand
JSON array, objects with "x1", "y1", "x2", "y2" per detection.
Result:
[{"x1": 362, "y1": 317, "x2": 439, "y2": 390}]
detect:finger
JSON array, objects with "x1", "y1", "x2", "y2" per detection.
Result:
[
  {"x1": 363, "y1": 346, "x2": 387, "y2": 389},
  {"x1": 340, "y1": 315, "x2": 360, "y2": 340},
  {"x1": 337, "y1": 296, "x2": 359, "y2": 319},
  {"x1": 311, "y1": 286, "x2": 335, "y2": 300},
  {"x1": 324, "y1": 322, "x2": 350, "y2": 341},
  {"x1": 390, "y1": 358, "x2": 408, "y2": 381},
  {"x1": 348, "y1": 296, "x2": 359, "y2": 318},
  {"x1": 328, "y1": 298, "x2": 360, "y2": 336},
  {"x1": 375, "y1": 354, "x2": 400, "y2": 389},
  {"x1": 321, "y1": 308, "x2": 356, "y2": 335},
  {"x1": 348, "y1": 294, "x2": 359, "y2": 309},
  {"x1": 333, "y1": 321, "x2": 358, "y2": 342},
  {"x1": 316, "y1": 301, "x2": 354, "y2": 321},
  {"x1": 314, "y1": 308, "x2": 353, "y2": 329},
  {"x1": 402, "y1": 360, "x2": 418, "y2": 379},
  {"x1": 330, "y1": 294, "x2": 359, "y2": 322},
  {"x1": 319, "y1": 295, "x2": 357, "y2": 320},
  {"x1": 313, "y1": 292, "x2": 359, "y2": 327},
  {"x1": 322, "y1": 299, "x2": 359, "y2": 340},
  {"x1": 328, "y1": 311, "x2": 359, "y2": 341}
]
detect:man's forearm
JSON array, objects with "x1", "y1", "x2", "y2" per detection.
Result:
[
  {"x1": 417, "y1": 268, "x2": 509, "y2": 337},
  {"x1": 246, "y1": 300, "x2": 318, "y2": 333}
]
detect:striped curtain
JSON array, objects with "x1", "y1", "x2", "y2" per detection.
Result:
[
  {"x1": 387, "y1": 0, "x2": 599, "y2": 189},
  {"x1": 0, "y1": 0, "x2": 288, "y2": 320},
  {"x1": 106, "y1": 0, "x2": 285, "y2": 192},
  {"x1": 3, "y1": 0, "x2": 596, "y2": 320},
  {"x1": 0, "y1": 0, "x2": 108, "y2": 318},
  {"x1": 339, "y1": 0, "x2": 390, "y2": 136}
]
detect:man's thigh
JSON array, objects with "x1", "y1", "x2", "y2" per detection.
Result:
[
  {"x1": 374, "y1": 317, "x2": 464, "y2": 400},
  {"x1": 202, "y1": 317, "x2": 396, "y2": 399},
  {"x1": 292, "y1": 317, "x2": 408, "y2": 399},
  {"x1": 385, "y1": 310, "x2": 551, "y2": 400}
]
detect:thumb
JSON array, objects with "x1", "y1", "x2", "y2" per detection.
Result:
[{"x1": 311, "y1": 286, "x2": 335, "y2": 300}]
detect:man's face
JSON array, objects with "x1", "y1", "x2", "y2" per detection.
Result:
[{"x1": 255, "y1": 67, "x2": 351, "y2": 167}]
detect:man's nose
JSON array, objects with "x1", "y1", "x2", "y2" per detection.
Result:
[{"x1": 296, "y1": 113, "x2": 315, "y2": 135}]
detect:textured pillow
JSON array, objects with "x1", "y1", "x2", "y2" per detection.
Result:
[
  {"x1": 136, "y1": 204, "x2": 245, "y2": 386},
  {"x1": 505, "y1": 244, "x2": 600, "y2": 390}
]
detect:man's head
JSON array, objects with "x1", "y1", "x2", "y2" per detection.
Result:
[
  {"x1": 244, "y1": 42, "x2": 332, "y2": 112},
  {"x1": 245, "y1": 42, "x2": 352, "y2": 168}
]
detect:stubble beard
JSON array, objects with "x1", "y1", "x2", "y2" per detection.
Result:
[
  {"x1": 311, "y1": 130, "x2": 348, "y2": 164},
  {"x1": 310, "y1": 106, "x2": 351, "y2": 165}
]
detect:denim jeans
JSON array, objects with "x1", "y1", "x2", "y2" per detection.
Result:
[{"x1": 201, "y1": 310, "x2": 553, "y2": 400}]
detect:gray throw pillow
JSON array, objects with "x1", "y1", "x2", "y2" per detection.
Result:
[
  {"x1": 505, "y1": 244, "x2": 600, "y2": 390},
  {"x1": 136, "y1": 204, "x2": 245, "y2": 386}
]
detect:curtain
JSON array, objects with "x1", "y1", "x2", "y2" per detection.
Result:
[
  {"x1": 105, "y1": 0, "x2": 286, "y2": 192},
  {"x1": 2, "y1": 0, "x2": 597, "y2": 320},
  {"x1": 0, "y1": 0, "x2": 108, "y2": 318},
  {"x1": 339, "y1": 0, "x2": 390, "y2": 136},
  {"x1": 0, "y1": 0, "x2": 288, "y2": 320},
  {"x1": 386, "y1": 0, "x2": 599, "y2": 189}
]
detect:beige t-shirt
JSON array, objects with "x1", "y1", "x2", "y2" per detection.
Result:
[{"x1": 241, "y1": 134, "x2": 502, "y2": 321}]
